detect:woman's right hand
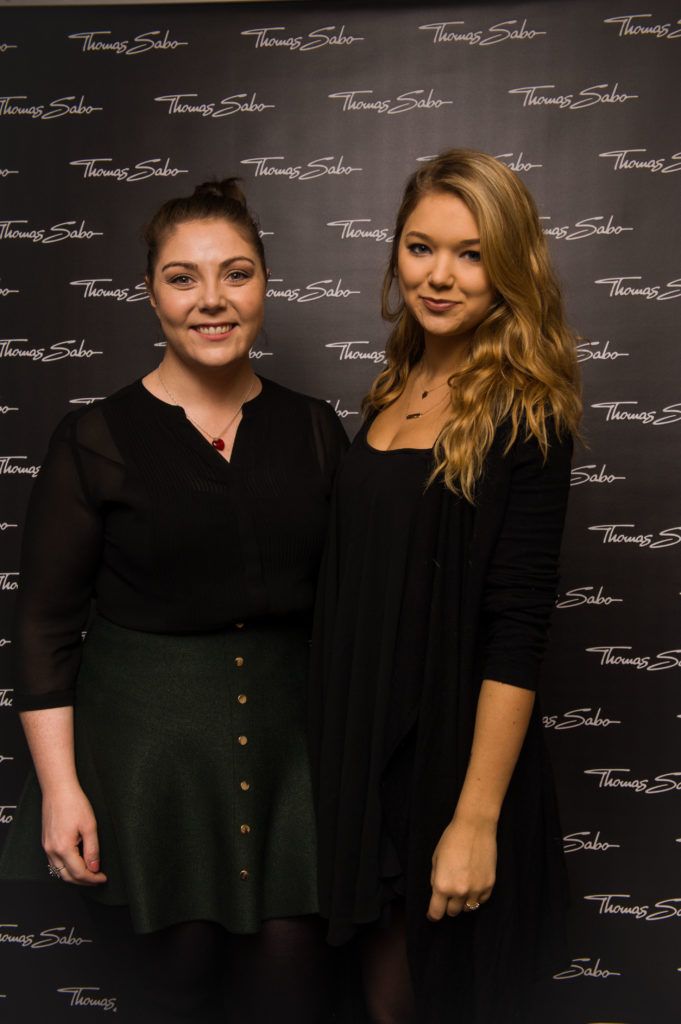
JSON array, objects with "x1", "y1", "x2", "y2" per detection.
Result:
[{"x1": 42, "y1": 785, "x2": 107, "y2": 885}]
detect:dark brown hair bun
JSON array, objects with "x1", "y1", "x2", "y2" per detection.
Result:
[
  {"x1": 193, "y1": 178, "x2": 248, "y2": 208},
  {"x1": 143, "y1": 177, "x2": 264, "y2": 278}
]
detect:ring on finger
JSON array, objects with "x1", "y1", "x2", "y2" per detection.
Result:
[
  {"x1": 47, "y1": 862, "x2": 66, "y2": 879},
  {"x1": 463, "y1": 901, "x2": 480, "y2": 912}
]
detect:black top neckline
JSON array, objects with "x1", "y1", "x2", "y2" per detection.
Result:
[
  {"x1": 362, "y1": 422, "x2": 433, "y2": 457},
  {"x1": 136, "y1": 373, "x2": 267, "y2": 418},
  {"x1": 136, "y1": 374, "x2": 267, "y2": 465}
]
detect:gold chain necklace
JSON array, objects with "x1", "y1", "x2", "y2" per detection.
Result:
[
  {"x1": 157, "y1": 370, "x2": 256, "y2": 451},
  {"x1": 404, "y1": 373, "x2": 452, "y2": 420},
  {"x1": 417, "y1": 377, "x2": 451, "y2": 400},
  {"x1": 405, "y1": 392, "x2": 450, "y2": 421}
]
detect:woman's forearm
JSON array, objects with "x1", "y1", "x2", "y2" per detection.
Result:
[
  {"x1": 20, "y1": 707, "x2": 80, "y2": 796},
  {"x1": 453, "y1": 679, "x2": 535, "y2": 825},
  {"x1": 428, "y1": 679, "x2": 535, "y2": 919},
  {"x1": 19, "y1": 706, "x2": 106, "y2": 883}
]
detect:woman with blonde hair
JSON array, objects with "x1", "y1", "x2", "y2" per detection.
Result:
[{"x1": 310, "y1": 149, "x2": 581, "y2": 1023}]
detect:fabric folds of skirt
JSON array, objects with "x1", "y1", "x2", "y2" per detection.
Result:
[{"x1": 0, "y1": 615, "x2": 319, "y2": 934}]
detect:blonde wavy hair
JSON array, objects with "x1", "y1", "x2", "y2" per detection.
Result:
[{"x1": 365, "y1": 149, "x2": 582, "y2": 501}]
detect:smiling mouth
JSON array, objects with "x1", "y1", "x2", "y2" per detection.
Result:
[
  {"x1": 191, "y1": 323, "x2": 237, "y2": 337},
  {"x1": 420, "y1": 297, "x2": 461, "y2": 312}
]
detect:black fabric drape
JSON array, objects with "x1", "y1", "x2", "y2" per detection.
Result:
[{"x1": 310, "y1": 420, "x2": 573, "y2": 1023}]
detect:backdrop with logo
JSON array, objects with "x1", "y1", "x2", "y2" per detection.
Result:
[{"x1": 0, "y1": 1, "x2": 679, "y2": 1021}]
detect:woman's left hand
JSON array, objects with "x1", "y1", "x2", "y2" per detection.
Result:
[{"x1": 427, "y1": 814, "x2": 497, "y2": 920}]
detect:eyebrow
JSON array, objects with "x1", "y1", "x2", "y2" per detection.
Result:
[
  {"x1": 404, "y1": 230, "x2": 480, "y2": 246},
  {"x1": 160, "y1": 256, "x2": 255, "y2": 273}
]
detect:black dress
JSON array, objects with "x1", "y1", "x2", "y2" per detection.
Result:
[
  {"x1": 310, "y1": 417, "x2": 573, "y2": 1023},
  {"x1": 1, "y1": 376, "x2": 348, "y2": 934}
]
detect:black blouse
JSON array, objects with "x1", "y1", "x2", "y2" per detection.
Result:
[{"x1": 13, "y1": 376, "x2": 348, "y2": 711}]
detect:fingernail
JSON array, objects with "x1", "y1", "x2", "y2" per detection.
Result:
[{"x1": 89, "y1": 860, "x2": 99, "y2": 870}]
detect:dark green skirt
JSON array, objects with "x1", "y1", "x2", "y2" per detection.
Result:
[{"x1": 0, "y1": 615, "x2": 318, "y2": 934}]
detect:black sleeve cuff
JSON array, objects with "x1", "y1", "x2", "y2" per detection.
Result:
[{"x1": 13, "y1": 689, "x2": 76, "y2": 712}]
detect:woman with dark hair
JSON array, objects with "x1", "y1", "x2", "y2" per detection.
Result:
[
  {"x1": 310, "y1": 149, "x2": 581, "y2": 1023},
  {"x1": 1, "y1": 179, "x2": 347, "y2": 1023}
]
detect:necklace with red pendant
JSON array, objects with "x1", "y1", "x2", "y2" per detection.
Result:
[{"x1": 157, "y1": 370, "x2": 256, "y2": 451}]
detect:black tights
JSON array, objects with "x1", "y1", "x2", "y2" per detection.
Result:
[
  {"x1": 359, "y1": 903, "x2": 415, "y2": 1024},
  {"x1": 86, "y1": 904, "x2": 331, "y2": 1023}
]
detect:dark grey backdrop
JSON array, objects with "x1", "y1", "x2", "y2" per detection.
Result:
[{"x1": 1, "y1": 2, "x2": 680, "y2": 1021}]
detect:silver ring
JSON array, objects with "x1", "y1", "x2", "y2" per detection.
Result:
[
  {"x1": 47, "y1": 863, "x2": 66, "y2": 879},
  {"x1": 463, "y1": 901, "x2": 480, "y2": 912}
]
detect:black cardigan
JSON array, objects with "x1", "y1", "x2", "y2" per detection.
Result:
[{"x1": 311, "y1": 420, "x2": 573, "y2": 1024}]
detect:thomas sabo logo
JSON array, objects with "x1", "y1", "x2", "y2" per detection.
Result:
[
  {"x1": 68, "y1": 28, "x2": 188, "y2": 55},
  {"x1": 328, "y1": 88, "x2": 452, "y2": 114},
  {"x1": 570, "y1": 464, "x2": 626, "y2": 486},
  {"x1": 324, "y1": 341, "x2": 385, "y2": 364},
  {"x1": 563, "y1": 832, "x2": 621, "y2": 854},
  {"x1": 0, "y1": 95, "x2": 101, "y2": 119},
  {"x1": 494, "y1": 152, "x2": 542, "y2": 173},
  {"x1": 594, "y1": 275, "x2": 681, "y2": 300},
  {"x1": 586, "y1": 646, "x2": 681, "y2": 671},
  {"x1": 0, "y1": 456, "x2": 40, "y2": 479},
  {"x1": 0, "y1": 573, "x2": 19, "y2": 592},
  {"x1": 590, "y1": 401, "x2": 681, "y2": 425},
  {"x1": 57, "y1": 986, "x2": 117, "y2": 1012},
  {"x1": 154, "y1": 92, "x2": 274, "y2": 117},
  {"x1": 0, "y1": 219, "x2": 103, "y2": 244},
  {"x1": 584, "y1": 769, "x2": 681, "y2": 794},
  {"x1": 0, "y1": 923, "x2": 92, "y2": 949},
  {"x1": 419, "y1": 17, "x2": 546, "y2": 46},
  {"x1": 327, "y1": 219, "x2": 393, "y2": 243},
  {"x1": 576, "y1": 339, "x2": 629, "y2": 362},
  {"x1": 0, "y1": 338, "x2": 104, "y2": 362},
  {"x1": 604, "y1": 14, "x2": 681, "y2": 39},
  {"x1": 241, "y1": 155, "x2": 361, "y2": 180},
  {"x1": 553, "y1": 955, "x2": 622, "y2": 979},
  {"x1": 326, "y1": 399, "x2": 359, "y2": 421},
  {"x1": 584, "y1": 893, "x2": 681, "y2": 920},
  {"x1": 556, "y1": 585, "x2": 623, "y2": 609},
  {"x1": 70, "y1": 278, "x2": 148, "y2": 302},
  {"x1": 541, "y1": 215, "x2": 633, "y2": 241},
  {"x1": 599, "y1": 148, "x2": 681, "y2": 173},
  {"x1": 508, "y1": 82, "x2": 637, "y2": 109},
  {"x1": 241, "y1": 24, "x2": 363, "y2": 51},
  {"x1": 70, "y1": 157, "x2": 189, "y2": 182},
  {"x1": 588, "y1": 523, "x2": 681, "y2": 547},
  {"x1": 266, "y1": 278, "x2": 360, "y2": 303},
  {"x1": 543, "y1": 707, "x2": 622, "y2": 730}
]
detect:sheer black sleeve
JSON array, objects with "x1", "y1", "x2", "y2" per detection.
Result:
[
  {"x1": 12, "y1": 410, "x2": 108, "y2": 711},
  {"x1": 480, "y1": 426, "x2": 573, "y2": 692},
  {"x1": 307, "y1": 399, "x2": 350, "y2": 493}
]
